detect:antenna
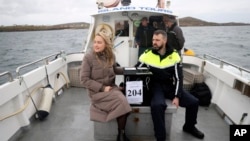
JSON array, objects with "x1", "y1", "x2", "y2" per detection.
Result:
[
  {"x1": 166, "y1": 0, "x2": 171, "y2": 9},
  {"x1": 157, "y1": 0, "x2": 165, "y2": 8},
  {"x1": 157, "y1": 0, "x2": 171, "y2": 9}
]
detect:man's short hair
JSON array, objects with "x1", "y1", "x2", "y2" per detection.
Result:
[
  {"x1": 154, "y1": 30, "x2": 167, "y2": 39},
  {"x1": 141, "y1": 17, "x2": 148, "y2": 21},
  {"x1": 163, "y1": 15, "x2": 176, "y2": 23}
]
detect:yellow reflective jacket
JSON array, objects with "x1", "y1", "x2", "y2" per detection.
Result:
[{"x1": 138, "y1": 49, "x2": 183, "y2": 98}]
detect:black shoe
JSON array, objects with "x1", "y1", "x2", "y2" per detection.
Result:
[
  {"x1": 183, "y1": 125, "x2": 205, "y2": 139},
  {"x1": 117, "y1": 130, "x2": 130, "y2": 141}
]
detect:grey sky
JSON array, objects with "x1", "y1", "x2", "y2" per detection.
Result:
[{"x1": 0, "y1": 0, "x2": 249, "y2": 26}]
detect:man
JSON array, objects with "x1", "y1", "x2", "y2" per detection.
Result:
[
  {"x1": 137, "y1": 30, "x2": 204, "y2": 141},
  {"x1": 135, "y1": 17, "x2": 155, "y2": 57},
  {"x1": 163, "y1": 15, "x2": 185, "y2": 54}
]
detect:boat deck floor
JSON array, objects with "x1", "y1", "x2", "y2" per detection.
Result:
[{"x1": 13, "y1": 87, "x2": 229, "y2": 141}]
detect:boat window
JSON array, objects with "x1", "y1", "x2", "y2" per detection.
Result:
[
  {"x1": 149, "y1": 16, "x2": 165, "y2": 30},
  {"x1": 115, "y1": 20, "x2": 129, "y2": 37}
]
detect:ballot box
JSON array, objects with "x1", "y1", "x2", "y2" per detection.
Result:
[{"x1": 123, "y1": 67, "x2": 152, "y2": 106}]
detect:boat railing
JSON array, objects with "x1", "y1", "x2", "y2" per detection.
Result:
[
  {"x1": 16, "y1": 51, "x2": 65, "y2": 77},
  {"x1": 203, "y1": 54, "x2": 250, "y2": 76},
  {"x1": 66, "y1": 51, "x2": 85, "y2": 55},
  {"x1": 0, "y1": 71, "x2": 14, "y2": 83}
]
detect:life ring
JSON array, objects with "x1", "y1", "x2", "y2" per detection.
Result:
[
  {"x1": 95, "y1": 23, "x2": 114, "y2": 41},
  {"x1": 133, "y1": 20, "x2": 141, "y2": 27},
  {"x1": 96, "y1": 0, "x2": 121, "y2": 8}
]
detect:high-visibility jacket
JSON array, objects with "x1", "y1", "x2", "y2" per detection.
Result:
[{"x1": 138, "y1": 48, "x2": 183, "y2": 98}]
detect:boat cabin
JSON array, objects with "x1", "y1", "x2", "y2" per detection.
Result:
[{"x1": 84, "y1": 6, "x2": 178, "y2": 67}]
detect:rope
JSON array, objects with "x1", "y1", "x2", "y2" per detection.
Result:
[
  {"x1": 0, "y1": 86, "x2": 43, "y2": 121},
  {"x1": 53, "y1": 72, "x2": 70, "y2": 93},
  {"x1": 0, "y1": 72, "x2": 69, "y2": 121},
  {"x1": 145, "y1": 76, "x2": 151, "y2": 90}
]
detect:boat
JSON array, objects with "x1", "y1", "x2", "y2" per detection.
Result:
[{"x1": 1, "y1": 0, "x2": 250, "y2": 140}]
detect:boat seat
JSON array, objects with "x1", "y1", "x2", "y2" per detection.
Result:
[
  {"x1": 183, "y1": 79, "x2": 193, "y2": 91},
  {"x1": 68, "y1": 66, "x2": 84, "y2": 87},
  {"x1": 93, "y1": 99, "x2": 177, "y2": 140},
  {"x1": 183, "y1": 68, "x2": 204, "y2": 91}
]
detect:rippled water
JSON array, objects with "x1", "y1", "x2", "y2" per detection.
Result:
[
  {"x1": 0, "y1": 26, "x2": 250, "y2": 81},
  {"x1": 183, "y1": 26, "x2": 250, "y2": 69},
  {"x1": 0, "y1": 29, "x2": 87, "y2": 75}
]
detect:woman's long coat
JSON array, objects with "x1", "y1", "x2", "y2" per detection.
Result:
[{"x1": 80, "y1": 51, "x2": 131, "y2": 122}]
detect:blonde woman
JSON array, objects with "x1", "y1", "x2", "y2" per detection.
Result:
[{"x1": 81, "y1": 24, "x2": 131, "y2": 141}]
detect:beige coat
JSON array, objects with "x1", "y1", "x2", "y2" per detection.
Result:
[{"x1": 80, "y1": 51, "x2": 131, "y2": 122}]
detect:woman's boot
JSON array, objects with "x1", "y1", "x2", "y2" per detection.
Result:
[
  {"x1": 116, "y1": 114, "x2": 130, "y2": 141},
  {"x1": 116, "y1": 129, "x2": 130, "y2": 141}
]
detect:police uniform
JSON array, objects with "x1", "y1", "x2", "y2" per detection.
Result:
[{"x1": 138, "y1": 48, "x2": 199, "y2": 141}]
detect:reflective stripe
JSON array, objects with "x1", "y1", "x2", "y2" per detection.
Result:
[
  {"x1": 174, "y1": 64, "x2": 179, "y2": 96},
  {"x1": 139, "y1": 50, "x2": 181, "y2": 69}
]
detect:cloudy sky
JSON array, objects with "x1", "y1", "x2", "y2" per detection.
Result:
[{"x1": 0, "y1": 0, "x2": 250, "y2": 26}]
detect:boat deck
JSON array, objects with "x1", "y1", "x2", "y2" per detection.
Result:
[{"x1": 13, "y1": 87, "x2": 229, "y2": 141}]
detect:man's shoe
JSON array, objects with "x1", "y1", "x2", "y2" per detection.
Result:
[{"x1": 183, "y1": 126, "x2": 205, "y2": 139}]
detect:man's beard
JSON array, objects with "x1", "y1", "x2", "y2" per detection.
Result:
[{"x1": 152, "y1": 44, "x2": 163, "y2": 52}]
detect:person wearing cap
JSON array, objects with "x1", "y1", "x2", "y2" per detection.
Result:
[
  {"x1": 163, "y1": 15, "x2": 185, "y2": 54},
  {"x1": 135, "y1": 17, "x2": 155, "y2": 58}
]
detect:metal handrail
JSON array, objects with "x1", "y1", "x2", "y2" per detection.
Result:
[
  {"x1": 16, "y1": 51, "x2": 65, "y2": 77},
  {"x1": 203, "y1": 54, "x2": 250, "y2": 76},
  {"x1": 66, "y1": 51, "x2": 85, "y2": 55},
  {"x1": 0, "y1": 71, "x2": 14, "y2": 82}
]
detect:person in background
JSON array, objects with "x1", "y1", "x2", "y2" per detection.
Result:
[
  {"x1": 136, "y1": 30, "x2": 204, "y2": 141},
  {"x1": 163, "y1": 15, "x2": 185, "y2": 55},
  {"x1": 135, "y1": 17, "x2": 155, "y2": 58},
  {"x1": 80, "y1": 24, "x2": 131, "y2": 141}
]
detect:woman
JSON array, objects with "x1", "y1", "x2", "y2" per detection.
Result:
[{"x1": 80, "y1": 24, "x2": 131, "y2": 141}]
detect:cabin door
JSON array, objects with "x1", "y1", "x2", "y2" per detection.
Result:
[{"x1": 114, "y1": 20, "x2": 138, "y2": 67}]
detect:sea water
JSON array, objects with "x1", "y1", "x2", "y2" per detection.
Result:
[
  {"x1": 183, "y1": 26, "x2": 250, "y2": 70},
  {"x1": 0, "y1": 29, "x2": 86, "y2": 75},
  {"x1": 0, "y1": 26, "x2": 250, "y2": 82}
]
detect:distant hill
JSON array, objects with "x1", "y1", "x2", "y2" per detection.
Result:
[
  {"x1": 179, "y1": 17, "x2": 250, "y2": 26},
  {"x1": 1, "y1": 17, "x2": 250, "y2": 32},
  {"x1": 52, "y1": 22, "x2": 90, "y2": 29},
  {"x1": 0, "y1": 22, "x2": 90, "y2": 32}
]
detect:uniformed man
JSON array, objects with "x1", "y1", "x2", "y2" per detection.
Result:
[{"x1": 136, "y1": 30, "x2": 204, "y2": 141}]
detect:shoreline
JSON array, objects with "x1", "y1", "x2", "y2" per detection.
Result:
[
  {"x1": 1, "y1": 17, "x2": 250, "y2": 32},
  {"x1": 0, "y1": 22, "x2": 90, "y2": 32}
]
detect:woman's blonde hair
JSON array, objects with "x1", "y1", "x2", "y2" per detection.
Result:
[{"x1": 94, "y1": 23, "x2": 115, "y2": 67}]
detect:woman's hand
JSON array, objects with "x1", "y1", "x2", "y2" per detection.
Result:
[{"x1": 104, "y1": 86, "x2": 112, "y2": 92}]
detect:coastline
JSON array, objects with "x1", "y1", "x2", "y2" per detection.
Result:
[
  {"x1": 1, "y1": 17, "x2": 249, "y2": 32},
  {"x1": 0, "y1": 22, "x2": 90, "y2": 32},
  {"x1": 179, "y1": 17, "x2": 250, "y2": 27}
]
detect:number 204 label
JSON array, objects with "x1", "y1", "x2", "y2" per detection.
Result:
[{"x1": 126, "y1": 81, "x2": 143, "y2": 104}]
